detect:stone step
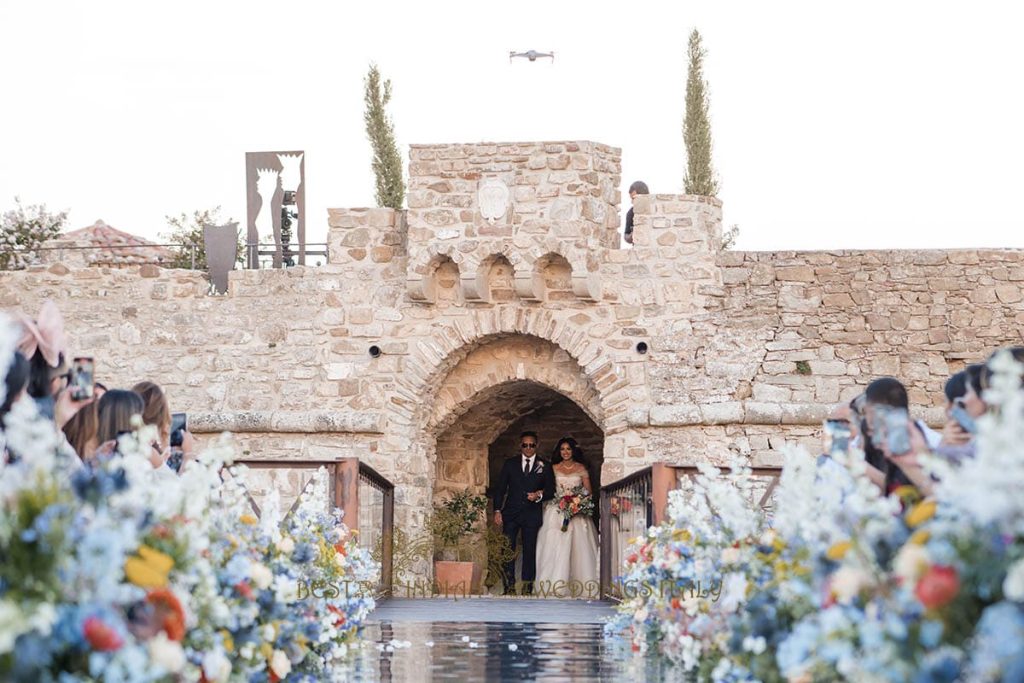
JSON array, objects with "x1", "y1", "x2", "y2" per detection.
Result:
[{"x1": 368, "y1": 597, "x2": 616, "y2": 624}]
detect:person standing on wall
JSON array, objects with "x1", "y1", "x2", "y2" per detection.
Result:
[{"x1": 623, "y1": 180, "x2": 649, "y2": 245}]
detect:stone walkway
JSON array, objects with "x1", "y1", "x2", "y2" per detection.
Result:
[{"x1": 368, "y1": 597, "x2": 616, "y2": 624}]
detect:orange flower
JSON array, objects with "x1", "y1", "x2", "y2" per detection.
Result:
[{"x1": 147, "y1": 588, "x2": 187, "y2": 641}]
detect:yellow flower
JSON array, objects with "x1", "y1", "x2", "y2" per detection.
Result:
[
  {"x1": 240, "y1": 514, "x2": 258, "y2": 526},
  {"x1": 124, "y1": 545, "x2": 174, "y2": 588},
  {"x1": 220, "y1": 630, "x2": 234, "y2": 653},
  {"x1": 908, "y1": 529, "x2": 931, "y2": 545},
  {"x1": 260, "y1": 642, "x2": 273, "y2": 660},
  {"x1": 671, "y1": 529, "x2": 692, "y2": 543},
  {"x1": 826, "y1": 541, "x2": 853, "y2": 561},
  {"x1": 892, "y1": 485, "x2": 921, "y2": 505},
  {"x1": 905, "y1": 500, "x2": 937, "y2": 528}
]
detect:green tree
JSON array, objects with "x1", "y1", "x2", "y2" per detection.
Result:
[
  {"x1": 0, "y1": 198, "x2": 68, "y2": 270},
  {"x1": 363, "y1": 63, "x2": 405, "y2": 209},
  {"x1": 160, "y1": 207, "x2": 242, "y2": 271},
  {"x1": 683, "y1": 29, "x2": 720, "y2": 197}
]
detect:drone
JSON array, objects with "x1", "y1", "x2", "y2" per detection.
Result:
[{"x1": 509, "y1": 50, "x2": 555, "y2": 63}]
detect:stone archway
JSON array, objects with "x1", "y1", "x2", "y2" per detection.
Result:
[
  {"x1": 420, "y1": 332, "x2": 608, "y2": 591},
  {"x1": 427, "y1": 334, "x2": 606, "y2": 494},
  {"x1": 432, "y1": 378, "x2": 604, "y2": 594}
]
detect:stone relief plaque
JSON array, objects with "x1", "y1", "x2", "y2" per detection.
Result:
[
  {"x1": 477, "y1": 178, "x2": 510, "y2": 224},
  {"x1": 549, "y1": 197, "x2": 581, "y2": 221}
]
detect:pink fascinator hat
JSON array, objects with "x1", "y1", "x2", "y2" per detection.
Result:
[{"x1": 16, "y1": 300, "x2": 69, "y2": 374}]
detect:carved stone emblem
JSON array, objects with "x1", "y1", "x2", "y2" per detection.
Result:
[{"x1": 477, "y1": 178, "x2": 510, "y2": 224}]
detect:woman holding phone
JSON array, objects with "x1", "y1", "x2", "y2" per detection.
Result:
[{"x1": 131, "y1": 381, "x2": 194, "y2": 471}]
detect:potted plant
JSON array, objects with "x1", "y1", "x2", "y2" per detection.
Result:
[{"x1": 430, "y1": 489, "x2": 488, "y2": 595}]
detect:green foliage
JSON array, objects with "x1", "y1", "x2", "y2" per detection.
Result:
[
  {"x1": 0, "y1": 197, "x2": 67, "y2": 270},
  {"x1": 796, "y1": 360, "x2": 812, "y2": 375},
  {"x1": 363, "y1": 63, "x2": 405, "y2": 210},
  {"x1": 683, "y1": 29, "x2": 720, "y2": 197},
  {"x1": 0, "y1": 474, "x2": 70, "y2": 603},
  {"x1": 160, "y1": 206, "x2": 242, "y2": 271},
  {"x1": 430, "y1": 490, "x2": 489, "y2": 561}
]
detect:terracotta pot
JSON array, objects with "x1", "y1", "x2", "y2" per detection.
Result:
[{"x1": 434, "y1": 561, "x2": 481, "y2": 595}]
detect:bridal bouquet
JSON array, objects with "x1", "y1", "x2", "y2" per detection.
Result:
[{"x1": 557, "y1": 485, "x2": 594, "y2": 532}]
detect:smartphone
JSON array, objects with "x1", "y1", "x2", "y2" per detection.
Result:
[
  {"x1": 950, "y1": 403, "x2": 977, "y2": 434},
  {"x1": 823, "y1": 419, "x2": 852, "y2": 457},
  {"x1": 170, "y1": 412, "x2": 187, "y2": 448},
  {"x1": 69, "y1": 357, "x2": 94, "y2": 401},
  {"x1": 876, "y1": 405, "x2": 911, "y2": 455}
]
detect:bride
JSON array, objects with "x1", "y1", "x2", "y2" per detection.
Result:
[{"x1": 535, "y1": 437, "x2": 599, "y2": 596}]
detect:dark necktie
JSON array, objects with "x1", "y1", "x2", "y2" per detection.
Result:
[{"x1": 524, "y1": 457, "x2": 531, "y2": 473}]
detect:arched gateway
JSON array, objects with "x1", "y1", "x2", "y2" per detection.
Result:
[{"x1": 392, "y1": 319, "x2": 624, "y2": 585}]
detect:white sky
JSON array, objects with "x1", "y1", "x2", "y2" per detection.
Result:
[{"x1": 1, "y1": 0, "x2": 1022, "y2": 251}]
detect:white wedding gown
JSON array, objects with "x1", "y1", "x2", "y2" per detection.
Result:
[{"x1": 534, "y1": 471, "x2": 599, "y2": 596}]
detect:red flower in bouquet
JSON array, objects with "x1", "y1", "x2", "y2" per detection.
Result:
[
  {"x1": 84, "y1": 616, "x2": 123, "y2": 651},
  {"x1": 557, "y1": 485, "x2": 594, "y2": 531},
  {"x1": 915, "y1": 565, "x2": 960, "y2": 610}
]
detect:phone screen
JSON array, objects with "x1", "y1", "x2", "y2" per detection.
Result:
[
  {"x1": 70, "y1": 357, "x2": 94, "y2": 401},
  {"x1": 880, "y1": 406, "x2": 911, "y2": 455},
  {"x1": 170, "y1": 412, "x2": 187, "y2": 447},
  {"x1": 950, "y1": 404, "x2": 977, "y2": 434},
  {"x1": 823, "y1": 419, "x2": 852, "y2": 457}
]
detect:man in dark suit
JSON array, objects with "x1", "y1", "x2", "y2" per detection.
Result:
[{"x1": 492, "y1": 431, "x2": 556, "y2": 594}]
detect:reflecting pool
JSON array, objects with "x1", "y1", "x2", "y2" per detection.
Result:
[{"x1": 335, "y1": 621, "x2": 686, "y2": 682}]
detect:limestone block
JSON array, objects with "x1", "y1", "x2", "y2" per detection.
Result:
[
  {"x1": 649, "y1": 404, "x2": 701, "y2": 426},
  {"x1": 700, "y1": 402, "x2": 744, "y2": 424}
]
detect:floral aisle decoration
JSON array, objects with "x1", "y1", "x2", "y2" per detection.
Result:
[
  {"x1": 606, "y1": 350, "x2": 1024, "y2": 682},
  {"x1": 0, "y1": 315, "x2": 379, "y2": 681}
]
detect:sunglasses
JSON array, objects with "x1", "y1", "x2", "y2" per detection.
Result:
[{"x1": 520, "y1": 443, "x2": 537, "y2": 448}]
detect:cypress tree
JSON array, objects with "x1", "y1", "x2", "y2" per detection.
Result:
[
  {"x1": 363, "y1": 63, "x2": 405, "y2": 210},
  {"x1": 683, "y1": 30, "x2": 720, "y2": 197}
]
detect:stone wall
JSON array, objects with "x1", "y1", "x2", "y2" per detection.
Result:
[{"x1": 5, "y1": 139, "x2": 1024, "y2": 539}]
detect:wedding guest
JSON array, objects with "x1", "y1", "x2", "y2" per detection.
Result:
[
  {"x1": 62, "y1": 400, "x2": 99, "y2": 463},
  {"x1": 623, "y1": 180, "x2": 648, "y2": 245},
  {"x1": 938, "y1": 367, "x2": 978, "y2": 449},
  {"x1": 862, "y1": 378, "x2": 921, "y2": 496},
  {"x1": 1, "y1": 351, "x2": 30, "y2": 464},
  {"x1": 16, "y1": 301, "x2": 90, "y2": 430},
  {"x1": 1, "y1": 351, "x2": 29, "y2": 424},
  {"x1": 131, "y1": 380, "x2": 194, "y2": 472},
  {"x1": 850, "y1": 393, "x2": 886, "y2": 491},
  {"x1": 93, "y1": 389, "x2": 148, "y2": 462}
]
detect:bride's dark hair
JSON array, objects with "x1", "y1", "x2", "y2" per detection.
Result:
[{"x1": 551, "y1": 437, "x2": 587, "y2": 467}]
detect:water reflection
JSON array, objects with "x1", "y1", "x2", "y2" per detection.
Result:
[{"x1": 336, "y1": 621, "x2": 685, "y2": 682}]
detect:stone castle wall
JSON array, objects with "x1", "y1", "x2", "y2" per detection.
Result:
[{"x1": 4, "y1": 139, "x2": 1023, "y2": 526}]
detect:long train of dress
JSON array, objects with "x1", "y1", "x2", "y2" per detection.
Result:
[{"x1": 534, "y1": 472, "x2": 599, "y2": 597}]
